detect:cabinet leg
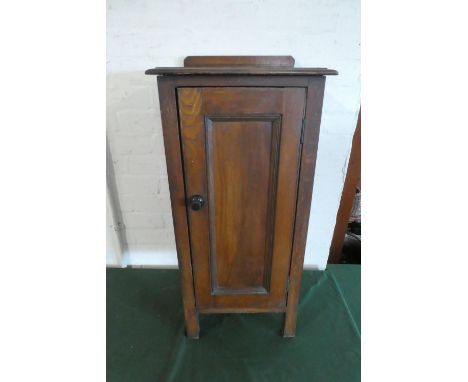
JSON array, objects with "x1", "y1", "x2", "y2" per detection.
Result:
[
  {"x1": 283, "y1": 308, "x2": 298, "y2": 338},
  {"x1": 185, "y1": 312, "x2": 200, "y2": 339}
]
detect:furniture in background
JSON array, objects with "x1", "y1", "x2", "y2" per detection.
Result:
[
  {"x1": 146, "y1": 56, "x2": 337, "y2": 338},
  {"x1": 329, "y1": 109, "x2": 361, "y2": 264}
]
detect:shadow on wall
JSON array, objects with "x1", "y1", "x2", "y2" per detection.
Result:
[{"x1": 107, "y1": 71, "x2": 179, "y2": 267}]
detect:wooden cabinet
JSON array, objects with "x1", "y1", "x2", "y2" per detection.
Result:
[{"x1": 146, "y1": 56, "x2": 337, "y2": 338}]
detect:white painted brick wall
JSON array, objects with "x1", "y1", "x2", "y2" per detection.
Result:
[{"x1": 106, "y1": 0, "x2": 360, "y2": 269}]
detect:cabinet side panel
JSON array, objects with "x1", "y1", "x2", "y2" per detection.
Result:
[
  {"x1": 157, "y1": 77, "x2": 199, "y2": 338},
  {"x1": 284, "y1": 76, "x2": 326, "y2": 337}
]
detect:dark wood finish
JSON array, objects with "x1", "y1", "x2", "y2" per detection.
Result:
[
  {"x1": 206, "y1": 115, "x2": 281, "y2": 294},
  {"x1": 157, "y1": 77, "x2": 199, "y2": 338},
  {"x1": 184, "y1": 55, "x2": 295, "y2": 67},
  {"x1": 284, "y1": 77, "x2": 326, "y2": 337},
  {"x1": 145, "y1": 67, "x2": 338, "y2": 76},
  {"x1": 148, "y1": 56, "x2": 335, "y2": 338},
  {"x1": 178, "y1": 87, "x2": 306, "y2": 312},
  {"x1": 328, "y1": 109, "x2": 361, "y2": 264},
  {"x1": 163, "y1": 75, "x2": 312, "y2": 88}
]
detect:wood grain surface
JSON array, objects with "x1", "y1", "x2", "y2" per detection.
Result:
[{"x1": 178, "y1": 87, "x2": 306, "y2": 312}]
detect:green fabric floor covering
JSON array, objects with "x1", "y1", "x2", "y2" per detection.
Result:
[{"x1": 107, "y1": 265, "x2": 360, "y2": 382}]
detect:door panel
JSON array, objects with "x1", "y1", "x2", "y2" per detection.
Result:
[
  {"x1": 206, "y1": 115, "x2": 281, "y2": 294},
  {"x1": 178, "y1": 87, "x2": 306, "y2": 311}
]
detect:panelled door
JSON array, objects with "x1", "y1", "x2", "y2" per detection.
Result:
[{"x1": 178, "y1": 87, "x2": 306, "y2": 312}]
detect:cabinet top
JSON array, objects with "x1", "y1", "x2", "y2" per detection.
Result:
[{"x1": 145, "y1": 56, "x2": 338, "y2": 76}]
